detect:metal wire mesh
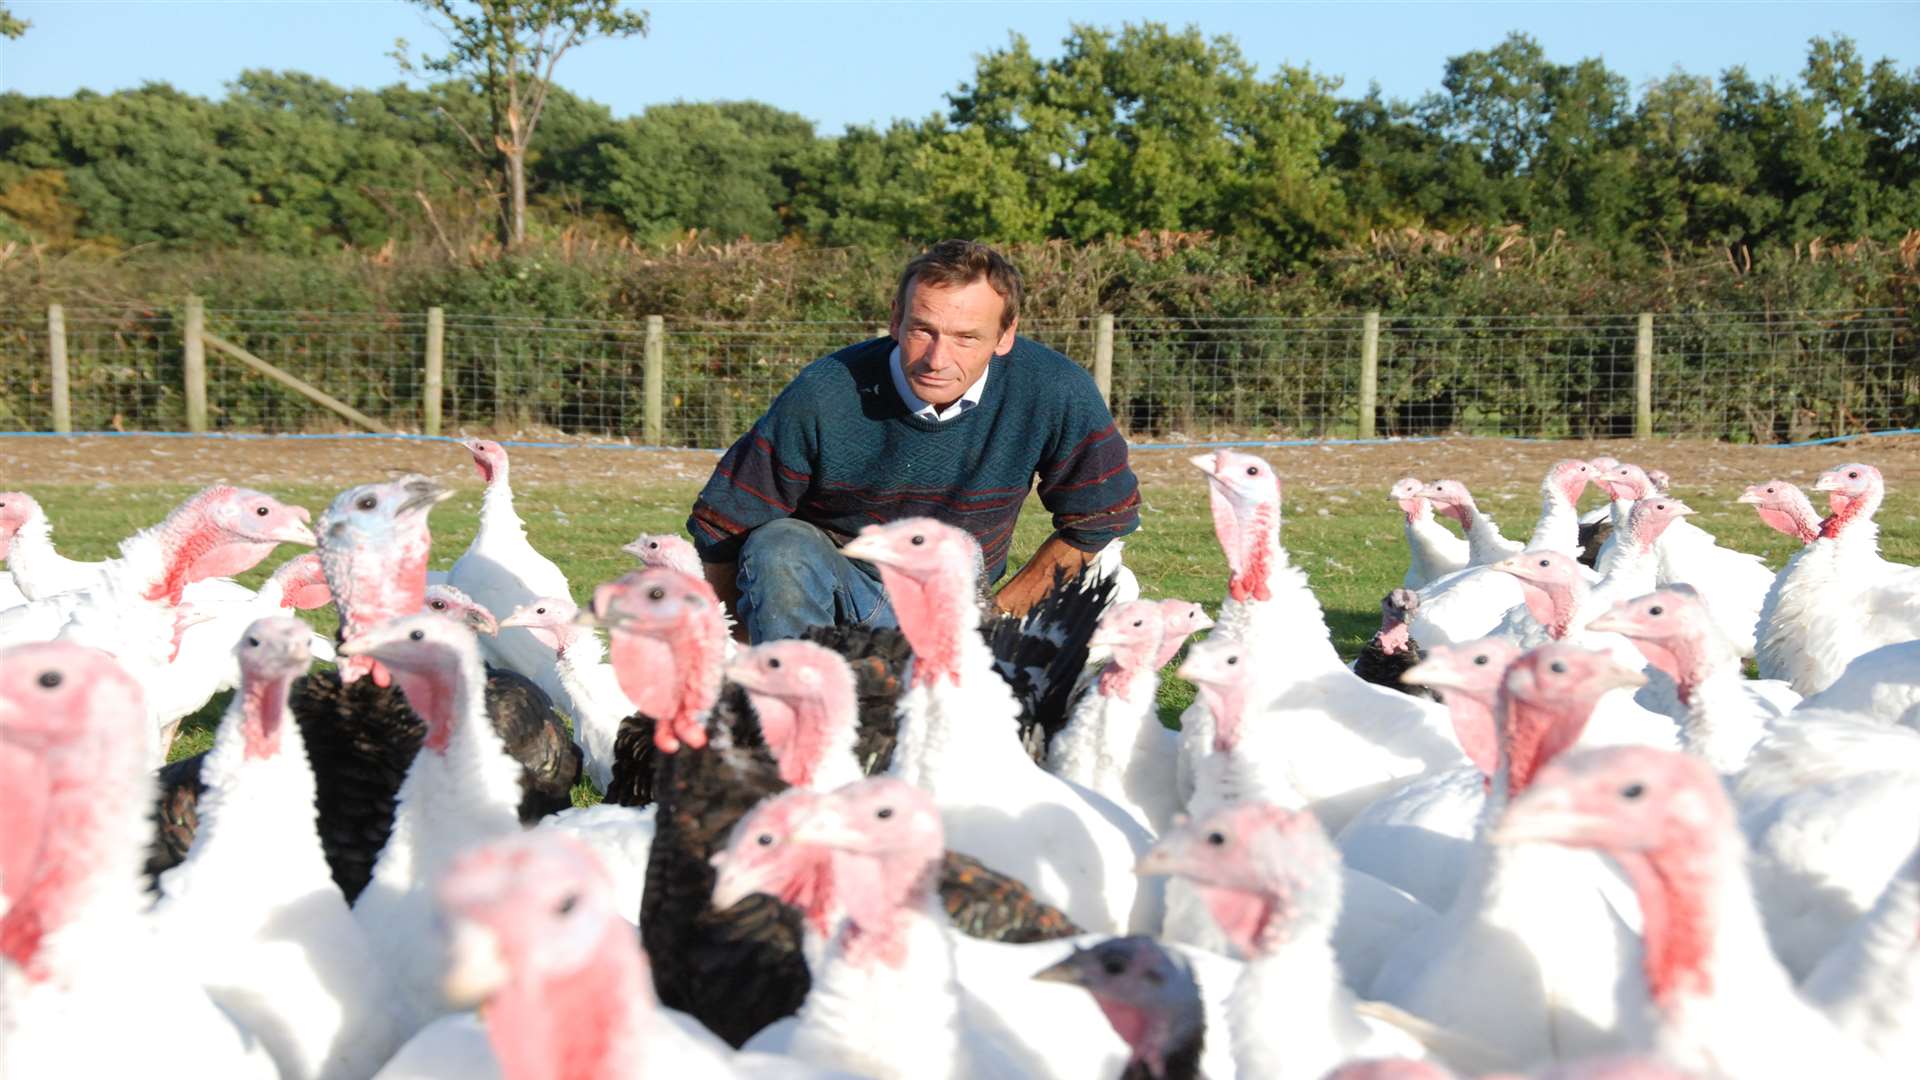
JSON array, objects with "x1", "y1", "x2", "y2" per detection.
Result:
[{"x1": 1, "y1": 306, "x2": 1912, "y2": 446}]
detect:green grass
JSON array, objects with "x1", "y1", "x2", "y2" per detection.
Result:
[{"x1": 27, "y1": 477, "x2": 1920, "y2": 776}]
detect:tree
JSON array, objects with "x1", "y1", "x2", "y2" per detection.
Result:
[
  {"x1": 0, "y1": 4, "x2": 28, "y2": 39},
  {"x1": 396, "y1": 0, "x2": 649, "y2": 247}
]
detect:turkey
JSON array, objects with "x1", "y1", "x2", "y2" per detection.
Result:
[
  {"x1": 1351, "y1": 587, "x2": 1435, "y2": 700},
  {"x1": 373, "y1": 829, "x2": 850, "y2": 1079},
  {"x1": 1033, "y1": 937, "x2": 1207, "y2": 1080},
  {"x1": 1584, "y1": 587, "x2": 1801, "y2": 773},
  {"x1": 1, "y1": 642, "x2": 279, "y2": 1079},
  {"x1": 591, "y1": 568, "x2": 1079, "y2": 1049},
  {"x1": 1338, "y1": 637, "x2": 1523, "y2": 911},
  {"x1": 1369, "y1": 644, "x2": 1654, "y2": 1068},
  {"x1": 1496, "y1": 745, "x2": 1898, "y2": 1079},
  {"x1": 1755, "y1": 462, "x2": 1920, "y2": 695},
  {"x1": 1168, "y1": 635, "x2": 1440, "y2": 991},
  {"x1": 841, "y1": 518, "x2": 1158, "y2": 934},
  {"x1": 145, "y1": 479, "x2": 579, "y2": 898},
  {"x1": 1391, "y1": 478, "x2": 1470, "y2": 589},
  {"x1": 0, "y1": 489, "x2": 111, "y2": 601},
  {"x1": 1418, "y1": 478, "x2": 1526, "y2": 566},
  {"x1": 151, "y1": 617, "x2": 409, "y2": 1080},
  {"x1": 500, "y1": 595, "x2": 635, "y2": 792},
  {"x1": 1137, "y1": 802, "x2": 1447, "y2": 1080},
  {"x1": 1180, "y1": 449, "x2": 1464, "y2": 835},
  {"x1": 1593, "y1": 463, "x2": 1774, "y2": 656},
  {"x1": 445, "y1": 438, "x2": 579, "y2": 715},
  {"x1": 1045, "y1": 598, "x2": 1183, "y2": 835},
  {"x1": 1737, "y1": 479, "x2": 1822, "y2": 545},
  {"x1": 339, "y1": 612, "x2": 526, "y2": 1040},
  {"x1": 1574, "y1": 456, "x2": 1620, "y2": 568}
]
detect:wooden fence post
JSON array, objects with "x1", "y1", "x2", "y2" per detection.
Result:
[
  {"x1": 424, "y1": 306, "x2": 445, "y2": 437},
  {"x1": 1635, "y1": 312, "x2": 1654, "y2": 439},
  {"x1": 644, "y1": 315, "x2": 664, "y2": 445},
  {"x1": 184, "y1": 295, "x2": 207, "y2": 433},
  {"x1": 47, "y1": 303, "x2": 70, "y2": 434},
  {"x1": 1094, "y1": 313, "x2": 1114, "y2": 407},
  {"x1": 1358, "y1": 311, "x2": 1381, "y2": 439}
]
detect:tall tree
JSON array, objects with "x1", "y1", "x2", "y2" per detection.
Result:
[
  {"x1": 395, "y1": 0, "x2": 648, "y2": 247},
  {"x1": 0, "y1": 4, "x2": 28, "y2": 39}
]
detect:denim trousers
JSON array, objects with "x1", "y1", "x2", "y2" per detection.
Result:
[{"x1": 733, "y1": 518, "x2": 899, "y2": 644}]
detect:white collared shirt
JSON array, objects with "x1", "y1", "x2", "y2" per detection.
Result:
[{"x1": 889, "y1": 346, "x2": 988, "y2": 422}]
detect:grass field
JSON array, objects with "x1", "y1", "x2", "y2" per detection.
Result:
[{"x1": 21, "y1": 437, "x2": 1919, "y2": 790}]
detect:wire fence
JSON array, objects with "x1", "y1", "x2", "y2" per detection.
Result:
[{"x1": 0, "y1": 305, "x2": 1912, "y2": 446}]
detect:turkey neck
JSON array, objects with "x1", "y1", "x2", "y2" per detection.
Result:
[
  {"x1": 1214, "y1": 885, "x2": 1362, "y2": 1080},
  {"x1": 5, "y1": 511, "x2": 70, "y2": 596},
  {"x1": 1463, "y1": 503, "x2": 1514, "y2": 564},
  {"x1": 122, "y1": 494, "x2": 234, "y2": 604},
  {"x1": 1527, "y1": 478, "x2": 1585, "y2": 554},
  {"x1": 796, "y1": 896, "x2": 967, "y2": 1080},
  {"x1": 1210, "y1": 505, "x2": 1342, "y2": 675},
  {"x1": 485, "y1": 918, "x2": 653, "y2": 1080},
  {"x1": 477, "y1": 462, "x2": 532, "y2": 540},
  {"x1": 1403, "y1": 501, "x2": 1456, "y2": 583},
  {"x1": 1680, "y1": 668, "x2": 1769, "y2": 775}
]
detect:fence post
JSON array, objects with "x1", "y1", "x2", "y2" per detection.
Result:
[
  {"x1": 1635, "y1": 312, "x2": 1654, "y2": 439},
  {"x1": 424, "y1": 306, "x2": 445, "y2": 437},
  {"x1": 644, "y1": 314, "x2": 664, "y2": 445},
  {"x1": 47, "y1": 303, "x2": 70, "y2": 434},
  {"x1": 1358, "y1": 311, "x2": 1381, "y2": 439},
  {"x1": 1094, "y1": 313, "x2": 1114, "y2": 407},
  {"x1": 184, "y1": 295, "x2": 207, "y2": 433}
]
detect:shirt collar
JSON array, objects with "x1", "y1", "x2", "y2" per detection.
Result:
[{"x1": 889, "y1": 345, "x2": 988, "y2": 422}]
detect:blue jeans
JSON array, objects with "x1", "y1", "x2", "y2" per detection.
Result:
[{"x1": 735, "y1": 518, "x2": 898, "y2": 644}]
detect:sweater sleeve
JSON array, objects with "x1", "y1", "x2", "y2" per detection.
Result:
[
  {"x1": 686, "y1": 381, "x2": 819, "y2": 564},
  {"x1": 1035, "y1": 376, "x2": 1141, "y2": 552}
]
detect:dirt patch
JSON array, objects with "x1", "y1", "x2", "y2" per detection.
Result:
[{"x1": 8, "y1": 433, "x2": 1918, "y2": 499}]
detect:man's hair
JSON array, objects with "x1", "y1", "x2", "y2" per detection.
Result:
[{"x1": 892, "y1": 240, "x2": 1023, "y2": 333}]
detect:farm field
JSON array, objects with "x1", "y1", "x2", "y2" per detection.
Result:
[{"x1": 11, "y1": 433, "x2": 1919, "y2": 782}]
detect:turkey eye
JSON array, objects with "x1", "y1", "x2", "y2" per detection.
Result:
[
  {"x1": 245, "y1": 636, "x2": 260, "y2": 647},
  {"x1": 767, "y1": 657, "x2": 781, "y2": 669},
  {"x1": 1131, "y1": 620, "x2": 1143, "y2": 627},
  {"x1": 648, "y1": 541, "x2": 659, "y2": 549},
  {"x1": 1549, "y1": 661, "x2": 1568, "y2": 674},
  {"x1": 647, "y1": 587, "x2": 666, "y2": 601},
  {"x1": 356, "y1": 495, "x2": 377, "y2": 511},
  {"x1": 1649, "y1": 605, "x2": 1664, "y2": 616},
  {"x1": 1206, "y1": 831, "x2": 1226, "y2": 846},
  {"x1": 1472, "y1": 655, "x2": 1489, "y2": 666},
  {"x1": 1225, "y1": 656, "x2": 1239, "y2": 665},
  {"x1": 910, "y1": 535, "x2": 925, "y2": 546},
  {"x1": 1848, "y1": 471, "x2": 1859, "y2": 479},
  {"x1": 430, "y1": 600, "x2": 446, "y2": 609},
  {"x1": 757, "y1": 833, "x2": 774, "y2": 846},
  {"x1": 556, "y1": 894, "x2": 578, "y2": 915},
  {"x1": 1538, "y1": 559, "x2": 1549, "y2": 567},
  {"x1": 1765, "y1": 487, "x2": 1775, "y2": 493},
  {"x1": 1245, "y1": 466, "x2": 1258, "y2": 476},
  {"x1": 535, "y1": 607, "x2": 546, "y2": 614},
  {"x1": 875, "y1": 807, "x2": 894, "y2": 820},
  {"x1": 36, "y1": 670, "x2": 61, "y2": 689},
  {"x1": 1102, "y1": 956, "x2": 1126, "y2": 976},
  {"x1": 255, "y1": 505, "x2": 270, "y2": 516},
  {"x1": 1621, "y1": 782, "x2": 1646, "y2": 800},
  {"x1": 409, "y1": 629, "x2": 425, "y2": 641}
]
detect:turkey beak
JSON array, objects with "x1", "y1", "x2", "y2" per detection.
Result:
[
  {"x1": 1812, "y1": 473, "x2": 1843, "y2": 492},
  {"x1": 1582, "y1": 605, "x2": 1638, "y2": 637},
  {"x1": 398, "y1": 478, "x2": 453, "y2": 516},
  {"x1": 1032, "y1": 952, "x2": 1092, "y2": 988},
  {"x1": 1491, "y1": 786, "x2": 1600, "y2": 849},
  {"x1": 1189, "y1": 610, "x2": 1215, "y2": 632},
  {"x1": 1187, "y1": 453, "x2": 1225, "y2": 479},
  {"x1": 1591, "y1": 663, "x2": 1649, "y2": 694},
  {"x1": 269, "y1": 516, "x2": 319, "y2": 547},
  {"x1": 1132, "y1": 844, "x2": 1184, "y2": 878},
  {"x1": 442, "y1": 921, "x2": 510, "y2": 1009},
  {"x1": 1735, "y1": 489, "x2": 1764, "y2": 505},
  {"x1": 1400, "y1": 656, "x2": 1468, "y2": 692},
  {"x1": 465, "y1": 610, "x2": 499, "y2": 636},
  {"x1": 838, "y1": 533, "x2": 891, "y2": 566}
]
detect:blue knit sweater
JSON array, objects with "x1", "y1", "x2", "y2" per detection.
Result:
[{"x1": 688, "y1": 335, "x2": 1140, "y2": 583}]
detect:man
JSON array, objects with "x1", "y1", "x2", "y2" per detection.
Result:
[{"x1": 687, "y1": 239, "x2": 1140, "y2": 644}]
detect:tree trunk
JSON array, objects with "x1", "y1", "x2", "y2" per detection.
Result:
[{"x1": 507, "y1": 149, "x2": 527, "y2": 248}]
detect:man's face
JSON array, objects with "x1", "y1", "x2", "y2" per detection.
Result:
[{"x1": 888, "y1": 276, "x2": 1018, "y2": 409}]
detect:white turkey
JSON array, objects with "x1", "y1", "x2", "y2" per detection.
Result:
[
  {"x1": 445, "y1": 438, "x2": 580, "y2": 715},
  {"x1": 1755, "y1": 462, "x2": 1920, "y2": 695},
  {"x1": 1391, "y1": 478, "x2": 1470, "y2": 589}
]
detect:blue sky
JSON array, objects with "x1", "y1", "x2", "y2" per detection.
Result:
[{"x1": 3, "y1": 1, "x2": 1916, "y2": 133}]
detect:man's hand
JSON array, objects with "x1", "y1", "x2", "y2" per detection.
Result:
[
  {"x1": 703, "y1": 560, "x2": 750, "y2": 643},
  {"x1": 992, "y1": 533, "x2": 1099, "y2": 619}
]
